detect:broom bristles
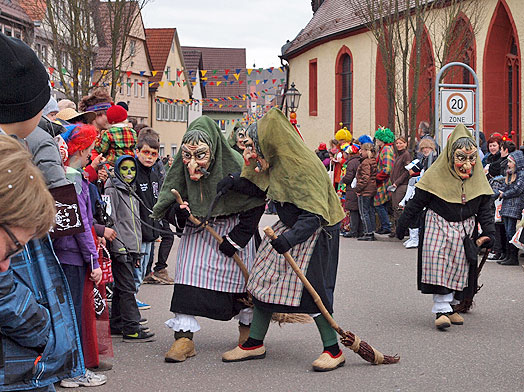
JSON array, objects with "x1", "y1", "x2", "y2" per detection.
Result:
[
  {"x1": 340, "y1": 330, "x2": 400, "y2": 365},
  {"x1": 271, "y1": 313, "x2": 314, "y2": 325}
]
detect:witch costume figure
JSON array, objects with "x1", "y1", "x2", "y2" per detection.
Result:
[
  {"x1": 219, "y1": 108, "x2": 347, "y2": 372},
  {"x1": 151, "y1": 116, "x2": 265, "y2": 363},
  {"x1": 396, "y1": 124, "x2": 494, "y2": 330},
  {"x1": 227, "y1": 122, "x2": 247, "y2": 154}
]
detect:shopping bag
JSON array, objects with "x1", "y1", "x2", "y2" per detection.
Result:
[
  {"x1": 494, "y1": 198, "x2": 502, "y2": 223},
  {"x1": 510, "y1": 227, "x2": 524, "y2": 250}
]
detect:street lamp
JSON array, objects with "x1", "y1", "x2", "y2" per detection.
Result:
[{"x1": 285, "y1": 82, "x2": 301, "y2": 125}]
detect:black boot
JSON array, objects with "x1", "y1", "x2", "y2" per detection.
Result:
[{"x1": 500, "y1": 244, "x2": 519, "y2": 265}]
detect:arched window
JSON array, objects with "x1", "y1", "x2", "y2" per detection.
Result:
[
  {"x1": 335, "y1": 46, "x2": 353, "y2": 131},
  {"x1": 483, "y1": 0, "x2": 521, "y2": 141}
]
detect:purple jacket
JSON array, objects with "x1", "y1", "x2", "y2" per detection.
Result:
[{"x1": 53, "y1": 174, "x2": 99, "y2": 269}]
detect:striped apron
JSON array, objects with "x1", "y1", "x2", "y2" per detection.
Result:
[
  {"x1": 247, "y1": 220, "x2": 321, "y2": 307},
  {"x1": 175, "y1": 216, "x2": 256, "y2": 293},
  {"x1": 421, "y1": 209, "x2": 475, "y2": 291}
]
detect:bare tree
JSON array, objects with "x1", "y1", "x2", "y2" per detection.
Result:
[
  {"x1": 23, "y1": 0, "x2": 150, "y2": 102},
  {"x1": 353, "y1": 0, "x2": 484, "y2": 148},
  {"x1": 93, "y1": 0, "x2": 151, "y2": 99}
]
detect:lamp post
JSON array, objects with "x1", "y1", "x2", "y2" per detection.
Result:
[{"x1": 285, "y1": 82, "x2": 301, "y2": 125}]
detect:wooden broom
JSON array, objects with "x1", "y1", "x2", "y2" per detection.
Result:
[{"x1": 264, "y1": 226, "x2": 399, "y2": 365}]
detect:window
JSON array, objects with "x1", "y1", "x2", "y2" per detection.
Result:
[
  {"x1": 170, "y1": 103, "x2": 176, "y2": 121},
  {"x1": 166, "y1": 66, "x2": 171, "y2": 81},
  {"x1": 171, "y1": 144, "x2": 177, "y2": 156},
  {"x1": 159, "y1": 144, "x2": 165, "y2": 157},
  {"x1": 156, "y1": 101, "x2": 162, "y2": 121},
  {"x1": 130, "y1": 40, "x2": 136, "y2": 57},
  {"x1": 163, "y1": 103, "x2": 169, "y2": 120},
  {"x1": 41, "y1": 45, "x2": 47, "y2": 64},
  {"x1": 134, "y1": 79, "x2": 138, "y2": 97},
  {"x1": 216, "y1": 120, "x2": 226, "y2": 132},
  {"x1": 127, "y1": 78, "x2": 131, "y2": 96},
  {"x1": 335, "y1": 46, "x2": 353, "y2": 130},
  {"x1": 119, "y1": 77, "x2": 124, "y2": 95},
  {"x1": 309, "y1": 59, "x2": 318, "y2": 116},
  {"x1": 171, "y1": 41, "x2": 175, "y2": 53},
  {"x1": 176, "y1": 68, "x2": 180, "y2": 82},
  {"x1": 14, "y1": 29, "x2": 21, "y2": 39},
  {"x1": 4, "y1": 26, "x2": 12, "y2": 36},
  {"x1": 140, "y1": 80, "x2": 145, "y2": 97}
]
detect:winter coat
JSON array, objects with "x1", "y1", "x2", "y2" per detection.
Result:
[
  {"x1": 104, "y1": 156, "x2": 142, "y2": 255},
  {"x1": 135, "y1": 159, "x2": 162, "y2": 242},
  {"x1": 341, "y1": 155, "x2": 361, "y2": 210},
  {"x1": 316, "y1": 150, "x2": 330, "y2": 170},
  {"x1": 53, "y1": 173, "x2": 99, "y2": 269},
  {"x1": 25, "y1": 126, "x2": 69, "y2": 189},
  {"x1": 488, "y1": 154, "x2": 509, "y2": 178},
  {"x1": 355, "y1": 156, "x2": 378, "y2": 197},
  {"x1": 500, "y1": 150, "x2": 524, "y2": 219},
  {"x1": 390, "y1": 149, "x2": 411, "y2": 186},
  {"x1": 0, "y1": 238, "x2": 84, "y2": 390}
]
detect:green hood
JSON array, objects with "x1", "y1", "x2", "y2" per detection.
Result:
[
  {"x1": 241, "y1": 108, "x2": 345, "y2": 226},
  {"x1": 416, "y1": 124, "x2": 493, "y2": 203},
  {"x1": 152, "y1": 115, "x2": 265, "y2": 219}
]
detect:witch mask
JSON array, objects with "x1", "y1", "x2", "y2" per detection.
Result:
[
  {"x1": 243, "y1": 123, "x2": 269, "y2": 173},
  {"x1": 181, "y1": 129, "x2": 213, "y2": 181},
  {"x1": 451, "y1": 137, "x2": 477, "y2": 180},
  {"x1": 119, "y1": 158, "x2": 136, "y2": 183}
]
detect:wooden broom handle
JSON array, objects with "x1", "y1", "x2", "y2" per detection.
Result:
[
  {"x1": 263, "y1": 226, "x2": 341, "y2": 332},
  {"x1": 171, "y1": 189, "x2": 250, "y2": 282}
]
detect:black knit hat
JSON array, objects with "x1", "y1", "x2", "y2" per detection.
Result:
[{"x1": 0, "y1": 33, "x2": 50, "y2": 124}]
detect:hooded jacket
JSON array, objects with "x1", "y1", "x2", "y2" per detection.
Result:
[
  {"x1": 135, "y1": 158, "x2": 162, "y2": 242},
  {"x1": 500, "y1": 150, "x2": 524, "y2": 219},
  {"x1": 104, "y1": 155, "x2": 142, "y2": 255},
  {"x1": 0, "y1": 238, "x2": 84, "y2": 390}
]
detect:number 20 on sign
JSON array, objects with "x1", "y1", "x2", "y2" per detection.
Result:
[{"x1": 440, "y1": 90, "x2": 474, "y2": 126}]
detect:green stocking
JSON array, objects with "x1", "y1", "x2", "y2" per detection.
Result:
[
  {"x1": 314, "y1": 314, "x2": 338, "y2": 347},
  {"x1": 248, "y1": 306, "x2": 272, "y2": 341}
]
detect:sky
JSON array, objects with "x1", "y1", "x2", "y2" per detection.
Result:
[{"x1": 141, "y1": 0, "x2": 313, "y2": 68}]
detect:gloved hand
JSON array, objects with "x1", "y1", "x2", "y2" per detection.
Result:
[
  {"x1": 172, "y1": 202, "x2": 190, "y2": 219},
  {"x1": 216, "y1": 173, "x2": 239, "y2": 195},
  {"x1": 129, "y1": 252, "x2": 141, "y2": 268},
  {"x1": 219, "y1": 236, "x2": 237, "y2": 257},
  {"x1": 270, "y1": 235, "x2": 291, "y2": 255}
]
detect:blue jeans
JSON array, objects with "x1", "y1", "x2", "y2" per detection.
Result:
[
  {"x1": 503, "y1": 216, "x2": 517, "y2": 243},
  {"x1": 358, "y1": 196, "x2": 374, "y2": 234},
  {"x1": 375, "y1": 203, "x2": 391, "y2": 231},
  {"x1": 134, "y1": 242, "x2": 152, "y2": 292}
]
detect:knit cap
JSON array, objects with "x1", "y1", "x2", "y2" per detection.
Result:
[
  {"x1": 0, "y1": 33, "x2": 50, "y2": 124},
  {"x1": 107, "y1": 104, "x2": 127, "y2": 125}
]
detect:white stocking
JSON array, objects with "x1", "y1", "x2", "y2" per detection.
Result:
[{"x1": 432, "y1": 293, "x2": 454, "y2": 314}]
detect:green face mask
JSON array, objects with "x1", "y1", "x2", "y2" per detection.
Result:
[{"x1": 119, "y1": 159, "x2": 136, "y2": 184}]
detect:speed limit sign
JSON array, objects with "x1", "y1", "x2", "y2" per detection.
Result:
[{"x1": 440, "y1": 90, "x2": 474, "y2": 126}]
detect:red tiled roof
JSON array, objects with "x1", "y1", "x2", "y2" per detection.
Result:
[
  {"x1": 0, "y1": 0, "x2": 33, "y2": 24},
  {"x1": 17, "y1": 0, "x2": 46, "y2": 22},
  {"x1": 145, "y1": 28, "x2": 176, "y2": 83},
  {"x1": 182, "y1": 46, "x2": 247, "y2": 113}
]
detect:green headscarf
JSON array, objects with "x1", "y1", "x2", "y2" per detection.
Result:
[
  {"x1": 227, "y1": 122, "x2": 245, "y2": 153},
  {"x1": 241, "y1": 108, "x2": 345, "y2": 226},
  {"x1": 416, "y1": 123, "x2": 493, "y2": 203},
  {"x1": 152, "y1": 116, "x2": 265, "y2": 219}
]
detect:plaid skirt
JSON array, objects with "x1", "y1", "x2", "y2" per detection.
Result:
[
  {"x1": 421, "y1": 209, "x2": 475, "y2": 291},
  {"x1": 247, "y1": 220, "x2": 321, "y2": 307}
]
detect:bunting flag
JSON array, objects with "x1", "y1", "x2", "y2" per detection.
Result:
[
  {"x1": 126, "y1": 71, "x2": 132, "y2": 78},
  {"x1": 201, "y1": 70, "x2": 207, "y2": 77},
  {"x1": 152, "y1": 71, "x2": 158, "y2": 77}
]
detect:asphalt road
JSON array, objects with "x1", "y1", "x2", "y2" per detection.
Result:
[{"x1": 59, "y1": 215, "x2": 524, "y2": 392}]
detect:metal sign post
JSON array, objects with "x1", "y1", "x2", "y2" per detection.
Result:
[{"x1": 434, "y1": 62, "x2": 480, "y2": 149}]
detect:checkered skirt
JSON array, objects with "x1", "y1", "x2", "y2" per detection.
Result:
[
  {"x1": 421, "y1": 209, "x2": 475, "y2": 291},
  {"x1": 247, "y1": 220, "x2": 321, "y2": 307}
]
